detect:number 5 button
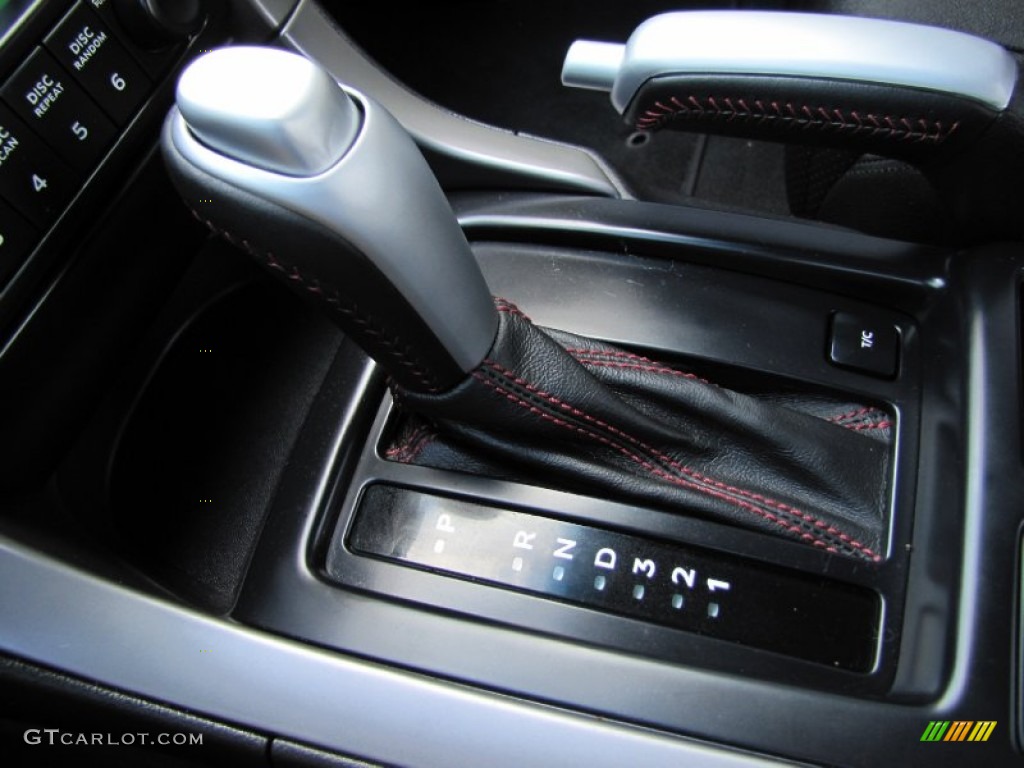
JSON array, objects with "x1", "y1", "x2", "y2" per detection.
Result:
[
  {"x1": 1, "y1": 47, "x2": 116, "y2": 172},
  {"x1": 45, "y1": 3, "x2": 152, "y2": 126}
]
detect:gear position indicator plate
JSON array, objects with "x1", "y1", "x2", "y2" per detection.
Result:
[{"x1": 346, "y1": 485, "x2": 879, "y2": 672}]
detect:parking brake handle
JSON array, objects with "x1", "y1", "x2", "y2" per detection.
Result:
[
  {"x1": 161, "y1": 46, "x2": 498, "y2": 394},
  {"x1": 562, "y1": 11, "x2": 1016, "y2": 149},
  {"x1": 563, "y1": 11, "x2": 1024, "y2": 239}
]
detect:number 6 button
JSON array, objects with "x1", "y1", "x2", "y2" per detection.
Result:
[
  {"x1": 1, "y1": 47, "x2": 116, "y2": 172},
  {"x1": 45, "y1": 3, "x2": 152, "y2": 126}
]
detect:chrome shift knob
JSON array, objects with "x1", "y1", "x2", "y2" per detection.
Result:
[
  {"x1": 162, "y1": 46, "x2": 498, "y2": 393},
  {"x1": 175, "y1": 45, "x2": 362, "y2": 176}
]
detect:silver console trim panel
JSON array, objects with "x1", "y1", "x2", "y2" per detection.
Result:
[
  {"x1": 280, "y1": 0, "x2": 627, "y2": 198},
  {"x1": 0, "y1": 535, "x2": 799, "y2": 768}
]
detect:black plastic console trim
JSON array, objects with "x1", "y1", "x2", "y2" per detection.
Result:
[
  {"x1": 344, "y1": 474, "x2": 882, "y2": 672},
  {"x1": 451, "y1": 193, "x2": 946, "y2": 310}
]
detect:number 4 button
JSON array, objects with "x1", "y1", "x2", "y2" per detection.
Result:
[
  {"x1": 20, "y1": 156, "x2": 76, "y2": 226},
  {"x1": 0, "y1": 105, "x2": 78, "y2": 228}
]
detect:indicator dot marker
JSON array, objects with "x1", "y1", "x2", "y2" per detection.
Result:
[
  {"x1": 552, "y1": 565, "x2": 565, "y2": 582},
  {"x1": 708, "y1": 602, "x2": 720, "y2": 619},
  {"x1": 671, "y1": 594, "x2": 684, "y2": 610},
  {"x1": 632, "y1": 584, "x2": 645, "y2": 600},
  {"x1": 433, "y1": 539, "x2": 445, "y2": 554},
  {"x1": 511, "y1": 556, "x2": 524, "y2": 572},
  {"x1": 593, "y1": 575, "x2": 607, "y2": 591}
]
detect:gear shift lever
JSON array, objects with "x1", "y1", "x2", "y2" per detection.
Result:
[
  {"x1": 162, "y1": 46, "x2": 497, "y2": 393},
  {"x1": 162, "y1": 46, "x2": 891, "y2": 562}
]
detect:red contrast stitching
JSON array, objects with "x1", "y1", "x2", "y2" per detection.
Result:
[
  {"x1": 845, "y1": 421, "x2": 893, "y2": 432},
  {"x1": 190, "y1": 209, "x2": 440, "y2": 392},
  {"x1": 475, "y1": 372, "x2": 849, "y2": 555},
  {"x1": 828, "y1": 406, "x2": 877, "y2": 423},
  {"x1": 385, "y1": 424, "x2": 436, "y2": 463},
  {"x1": 574, "y1": 358, "x2": 714, "y2": 385},
  {"x1": 636, "y1": 95, "x2": 959, "y2": 145},
  {"x1": 480, "y1": 360, "x2": 880, "y2": 560},
  {"x1": 826, "y1": 406, "x2": 893, "y2": 432},
  {"x1": 566, "y1": 348, "x2": 716, "y2": 385},
  {"x1": 578, "y1": 358, "x2": 703, "y2": 378},
  {"x1": 494, "y1": 297, "x2": 531, "y2": 322},
  {"x1": 564, "y1": 347, "x2": 655, "y2": 363}
]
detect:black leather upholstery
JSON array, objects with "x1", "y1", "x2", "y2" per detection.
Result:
[
  {"x1": 629, "y1": 75, "x2": 995, "y2": 163},
  {"x1": 394, "y1": 301, "x2": 891, "y2": 562}
]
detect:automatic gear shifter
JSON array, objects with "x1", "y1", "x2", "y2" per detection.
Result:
[
  {"x1": 163, "y1": 46, "x2": 497, "y2": 393},
  {"x1": 162, "y1": 46, "x2": 890, "y2": 562}
]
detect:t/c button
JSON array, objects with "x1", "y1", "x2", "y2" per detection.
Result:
[
  {"x1": 1, "y1": 47, "x2": 116, "y2": 171},
  {"x1": 828, "y1": 312, "x2": 899, "y2": 378}
]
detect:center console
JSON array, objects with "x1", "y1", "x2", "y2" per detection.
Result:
[
  {"x1": 226, "y1": 184, "x2": 1015, "y2": 765},
  {"x1": 0, "y1": 2, "x2": 1021, "y2": 767},
  {"x1": 317, "y1": 234, "x2": 914, "y2": 685}
]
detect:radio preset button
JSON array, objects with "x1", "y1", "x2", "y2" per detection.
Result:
[
  {"x1": 0, "y1": 104, "x2": 79, "y2": 227},
  {"x1": 45, "y1": 3, "x2": 152, "y2": 125},
  {"x1": 2, "y1": 47, "x2": 116, "y2": 171}
]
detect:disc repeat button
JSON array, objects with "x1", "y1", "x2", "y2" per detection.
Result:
[{"x1": 2, "y1": 47, "x2": 116, "y2": 171}]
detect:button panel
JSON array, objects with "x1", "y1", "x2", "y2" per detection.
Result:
[
  {"x1": 0, "y1": 0, "x2": 170, "y2": 290},
  {"x1": 347, "y1": 485, "x2": 880, "y2": 672}
]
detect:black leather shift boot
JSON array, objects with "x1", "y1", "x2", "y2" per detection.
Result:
[{"x1": 392, "y1": 302, "x2": 891, "y2": 562}]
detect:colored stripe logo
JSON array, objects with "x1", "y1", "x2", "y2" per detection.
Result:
[{"x1": 920, "y1": 721, "x2": 996, "y2": 742}]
